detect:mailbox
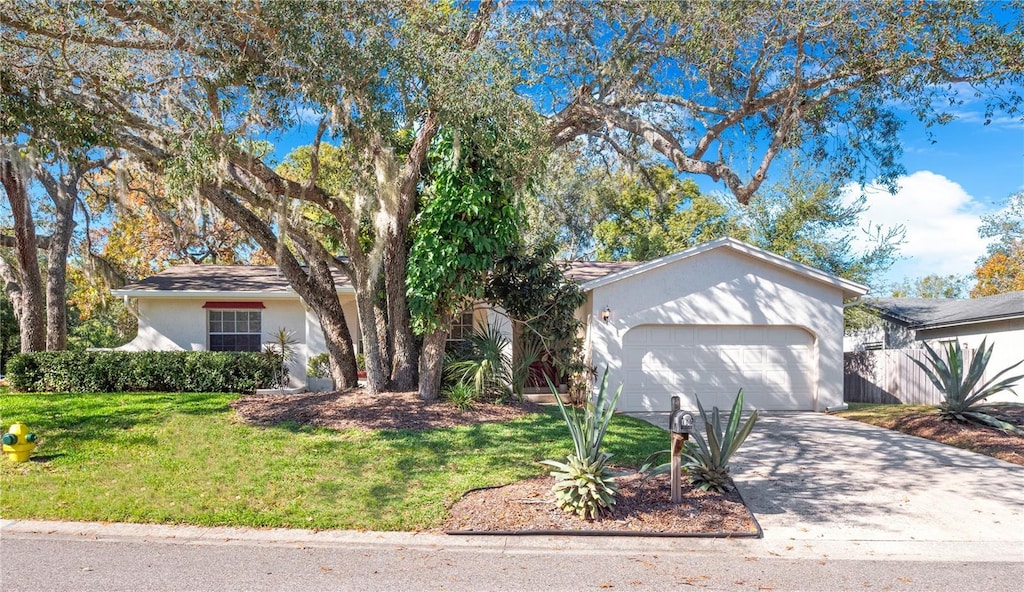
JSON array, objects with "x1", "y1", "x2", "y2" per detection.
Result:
[
  {"x1": 669, "y1": 409, "x2": 694, "y2": 435},
  {"x1": 668, "y1": 395, "x2": 694, "y2": 435}
]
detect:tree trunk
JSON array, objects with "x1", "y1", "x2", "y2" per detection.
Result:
[
  {"x1": 355, "y1": 281, "x2": 387, "y2": 393},
  {"x1": 418, "y1": 325, "x2": 449, "y2": 402},
  {"x1": 373, "y1": 269, "x2": 392, "y2": 383},
  {"x1": 305, "y1": 260, "x2": 360, "y2": 390},
  {"x1": 44, "y1": 179, "x2": 77, "y2": 350},
  {"x1": 1, "y1": 159, "x2": 45, "y2": 352},
  {"x1": 200, "y1": 183, "x2": 359, "y2": 388},
  {"x1": 312, "y1": 289, "x2": 359, "y2": 389},
  {"x1": 384, "y1": 229, "x2": 418, "y2": 390}
]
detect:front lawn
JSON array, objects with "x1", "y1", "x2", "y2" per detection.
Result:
[
  {"x1": 835, "y1": 403, "x2": 1024, "y2": 465},
  {"x1": 0, "y1": 391, "x2": 667, "y2": 530}
]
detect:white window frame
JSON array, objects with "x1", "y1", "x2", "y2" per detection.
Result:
[{"x1": 207, "y1": 309, "x2": 263, "y2": 352}]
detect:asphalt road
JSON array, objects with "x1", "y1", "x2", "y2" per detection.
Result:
[{"x1": 2, "y1": 525, "x2": 1022, "y2": 592}]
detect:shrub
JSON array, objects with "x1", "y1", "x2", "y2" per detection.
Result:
[
  {"x1": 5, "y1": 351, "x2": 279, "y2": 393},
  {"x1": 682, "y1": 390, "x2": 759, "y2": 492},
  {"x1": 307, "y1": 353, "x2": 330, "y2": 379},
  {"x1": 444, "y1": 322, "x2": 513, "y2": 402},
  {"x1": 442, "y1": 380, "x2": 478, "y2": 410},
  {"x1": 540, "y1": 368, "x2": 621, "y2": 519},
  {"x1": 909, "y1": 338, "x2": 1024, "y2": 433}
]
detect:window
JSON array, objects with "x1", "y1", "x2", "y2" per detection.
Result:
[
  {"x1": 208, "y1": 310, "x2": 262, "y2": 352},
  {"x1": 447, "y1": 309, "x2": 476, "y2": 344}
]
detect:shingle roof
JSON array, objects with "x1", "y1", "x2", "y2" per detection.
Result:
[
  {"x1": 864, "y1": 291, "x2": 1024, "y2": 329},
  {"x1": 563, "y1": 260, "x2": 641, "y2": 283},
  {"x1": 115, "y1": 265, "x2": 351, "y2": 293},
  {"x1": 114, "y1": 261, "x2": 635, "y2": 295}
]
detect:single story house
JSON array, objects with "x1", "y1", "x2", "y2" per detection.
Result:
[
  {"x1": 112, "y1": 237, "x2": 866, "y2": 412},
  {"x1": 851, "y1": 291, "x2": 1024, "y2": 384}
]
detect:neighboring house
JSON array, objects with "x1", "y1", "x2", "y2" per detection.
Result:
[
  {"x1": 853, "y1": 291, "x2": 1024, "y2": 387},
  {"x1": 112, "y1": 237, "x2": 866, "y2": 412}
]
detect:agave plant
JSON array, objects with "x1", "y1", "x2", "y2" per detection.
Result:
[
  {"x1": 681, "y1": 390, "x2": 760, "y2": 492},
  {"x1": 540, "y1": 368, "x2": 621, "y2": 519},
  {"x1": 908, "y1": 338, "x2": 1024, "y2": 433}
]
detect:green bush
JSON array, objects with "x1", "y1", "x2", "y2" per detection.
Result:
[
  {"x1": 5, "y1": 350, "x2": 279, "y2": 393},
  {"x1": 442, "y1": 380, "x2": 478, "y2": 410}
]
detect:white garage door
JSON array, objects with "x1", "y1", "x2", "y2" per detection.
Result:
[{"x1": 620, "y1": 325, "x2": 815, "y2": 412}]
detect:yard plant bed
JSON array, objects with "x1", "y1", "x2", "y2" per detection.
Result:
[
  {"x1": 835, "y1": 404, "x2": 1024, "y2": 465},
  {"x1": 443, "y1": 473, "x2": 760, "y2": 537},
  {"x1": 231, "y1": 388, "x2": 540, "y2": 431}
]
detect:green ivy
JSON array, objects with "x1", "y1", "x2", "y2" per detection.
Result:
[{"x1": 406, "y1": 129, "x2": 522, "y2": 335}]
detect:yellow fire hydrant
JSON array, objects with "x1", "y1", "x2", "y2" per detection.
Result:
[{"x1": 2, "y1": 423, "x2": 38, "y2": 463}]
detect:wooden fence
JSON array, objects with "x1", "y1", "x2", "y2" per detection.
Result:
[{"x1": 843, "y1": 348, "x2": 984, "y2": 405}]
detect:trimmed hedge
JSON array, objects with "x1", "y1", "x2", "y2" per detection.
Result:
[{"x1": 5, "y1": 350, "x2": 281, "y2": 393}]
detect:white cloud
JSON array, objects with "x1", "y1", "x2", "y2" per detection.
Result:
[{"x1": 843, "y1": 171, "x2": 992, "y2": 283}]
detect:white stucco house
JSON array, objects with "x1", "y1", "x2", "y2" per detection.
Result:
[{"x1": 111, "y1": 237, "x2": 866, "y2": 412}]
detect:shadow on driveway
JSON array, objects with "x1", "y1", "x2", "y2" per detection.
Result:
[{"x1": 628, "y1": 411, "x2": 1024, "y2": 544}]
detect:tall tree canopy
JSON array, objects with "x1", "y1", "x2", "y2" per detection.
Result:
[
  {"x1": 591, "y1": 166, "x2": 742, "y2": 261},
  {"x1": 972, "y1": 191, "x2": 1024, "y2": 296},
  {"x1": 890, "y1": 274, "x2": 970, "y2": 299},
  {"x1": 2, "y1": 0, "x2": 1021, "y2": 398},
  {"x1": 538, "y1": 0, "x2": 1023, "y2": 203},
  {"x1": 0, "y1": 1, "x2": 540, "y2": 396}
]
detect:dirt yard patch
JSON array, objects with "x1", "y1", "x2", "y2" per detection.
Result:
[{"x1": 231, "y1": 389, "x2": 759, "y2": 536}]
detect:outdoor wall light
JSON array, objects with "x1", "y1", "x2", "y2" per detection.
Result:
[{"x1": 601, "y1": 306, "x2": 611, "y2": 322}]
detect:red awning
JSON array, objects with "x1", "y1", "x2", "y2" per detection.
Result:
[{"x1": 202, "y1": 301, "x2": 266, "y2": 309}]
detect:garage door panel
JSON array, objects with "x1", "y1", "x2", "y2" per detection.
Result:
[{"x1": 620, "y1": 324, "x2": 815, "y2": 412}]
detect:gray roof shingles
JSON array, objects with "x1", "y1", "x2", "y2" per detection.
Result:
[
  {"x1": 119, "y1": 261, "x2": 639, "y2": 293},
  {"x1": 865, "y1": 290, "x2": 1024, "y2": 329},
  {"x1": 118, "y1": 266, "x2": 343, "y2": 292}
]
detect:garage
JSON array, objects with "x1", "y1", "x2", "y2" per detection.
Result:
[
  {"x1": 619, "y1": 324, "x2": 816, "y2": 412},
  {"x1": 579, "y1": 238, "x2": 867, "y2": 413}
]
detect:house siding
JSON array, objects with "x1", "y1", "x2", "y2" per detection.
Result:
[
  {"x1": 588, "y1": 247, "x2": 846, "y2": 411},
  {"x1": 121, "y1": 295, "x2": 362, "y2": 389}
]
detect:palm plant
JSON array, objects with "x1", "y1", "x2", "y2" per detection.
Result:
[
  {"x1": 264, "y1": 327, "x2": 298, "y2": 388},
  {"x1": 908, "y1": 338, "x2": 1024, "y2": 433},
  {"x1": 681, "y1": 390, "x2": 760, "y2": 492},
  {"x1": 540, "y1": 368, "x2": 621, "y2": 519},
  {"x1": 444, "y1": 322, "x2": 513, "y2": 401}
]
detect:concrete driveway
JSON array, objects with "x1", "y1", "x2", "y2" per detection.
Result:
[{"x1": 631, "y1": 411, "x2": 1024, "y2": 559}]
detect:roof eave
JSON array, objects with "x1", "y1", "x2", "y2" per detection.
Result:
[
  {"x1": 580, "y1": 237, "x2": 869, "y2": 297},
  {"x1": 914, "y1": 312, "x2": 1024, "y2": 331},
  {"x1": 111, "y1": 288, "x2": 355, "y2": 298}
]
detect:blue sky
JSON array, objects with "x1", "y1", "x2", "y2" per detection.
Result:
[
  {"x1": 848, "y1": 109, "x2": 1023, "y2": 289},
  {"x1": 686, "y1": 99, "x2": 1023, "y2": 290}
]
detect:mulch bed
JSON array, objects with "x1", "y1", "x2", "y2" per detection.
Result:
[
  {"x1": 231, "y1": 388, "x2": 760, "y2": 536},
  {"x1": 441, "y1": 473, "x2": 759, "y2": 537},
  {"x1": 883, "y1": 405, "x2": 1024, "y2": 466},
  {"x1": 231, "y1": 388, "x2": 540, "y2": 431}
]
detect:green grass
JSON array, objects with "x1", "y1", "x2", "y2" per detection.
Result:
[
  {"x1": 834, "y1": 403, "x2": 935, "y2": 427},
  {"x1": 0, "y1": 391, "x2": 668, "y2": 531}
]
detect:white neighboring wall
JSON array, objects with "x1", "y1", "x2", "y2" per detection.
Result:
[{"x1": 917, "y1": 319, "x2": 1024, "y2": 404}]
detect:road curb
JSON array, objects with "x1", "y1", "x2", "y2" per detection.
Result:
[{"x1": 3, "y1": 519, "x2": 1020, "y2": 562}]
